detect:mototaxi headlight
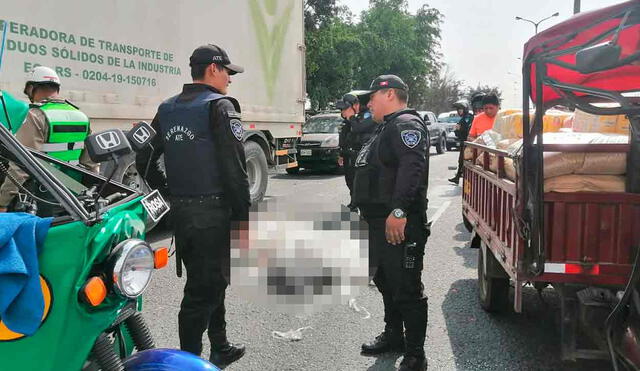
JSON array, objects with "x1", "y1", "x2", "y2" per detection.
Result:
[
  {"x1": 111, "y1": 239, "x2": 155, "y2": 298},
  {"x1": 321, "y1": 136, "x2": 339, "y2": 148}
]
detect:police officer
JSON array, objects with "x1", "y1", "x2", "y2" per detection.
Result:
[
  {"x1": 353, "y1": 75, "x2": 429, "y2": 371},
  {"x1": 0, "y1": 66, "x2": 96, "y2": 212},
  {"x1": 448, "y1": 99, "x2": 473, "y2": 185},
  {"x1": 136, "y1": 44, "x2": 249, "y2": 367},
  {"x1": 336, "y1": 92, "x2": 376, "y2": 209}
]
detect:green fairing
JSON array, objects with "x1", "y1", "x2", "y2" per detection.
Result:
[
  {"x1": 0, "y1": 91, "x2": 29, "y2": 134},
  {"x1": 0, "y1": 197, "x2": 147, "y2": 370}
]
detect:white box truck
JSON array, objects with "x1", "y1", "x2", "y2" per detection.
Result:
[{"x1": 0, "y1": 0, "x2": 305, "y2": 201}]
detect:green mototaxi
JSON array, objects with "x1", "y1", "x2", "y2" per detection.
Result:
[{"x1": 0, "y1": 121, "x2": 178, "y2": 370}]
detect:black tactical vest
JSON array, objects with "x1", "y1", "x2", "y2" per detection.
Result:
[
  {"x1": 156, "y1": 91, "x2": 236, "y2": 197},
  {"x1": 352, "y1": 112, "x2": 427, "y2": 217}
]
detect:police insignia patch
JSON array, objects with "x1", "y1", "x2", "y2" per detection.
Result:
[
  {"x1": 401, "y1": 130, "x2": 421, "y2": 148},
  {"x1": 230, "y1": 119, "x2": 244, "y2": 141}
]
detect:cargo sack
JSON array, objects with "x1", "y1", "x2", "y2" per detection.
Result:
[{"x1": 544, "y1": 174, "x2": 626, "y2": 193}]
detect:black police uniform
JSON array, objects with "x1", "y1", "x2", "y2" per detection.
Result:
[
  {"x1": 452, "y1": 111, "x2": 474, "y2": 179},
  {"x1": 137, "y1": 83, "x2": 250, "y2": 358},
  {"x1": 353, "y1": 108, "x2": 430, "y2": 359},
  {"x1": 339, "y1": 110, "x2": 376, "y2": 203}
]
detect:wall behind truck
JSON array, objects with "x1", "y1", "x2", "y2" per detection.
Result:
[{"x1": 0, "y1": 0, "x2": 304, "y2": 136}]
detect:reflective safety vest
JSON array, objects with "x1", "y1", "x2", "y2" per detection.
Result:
[{"x1": 38, "y1": 101, "x2": 90, "y2": 165}]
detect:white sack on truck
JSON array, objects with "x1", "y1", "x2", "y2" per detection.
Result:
[
  {"x1": 544, "y1": 175, "x2": 626, "y2": 193},
  {"x1": 500, "y1": 132, "x2": 628, "y2": 181}
]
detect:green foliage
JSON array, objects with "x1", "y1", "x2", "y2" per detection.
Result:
[
  {"x1": 304, "y1": 0, "x2": 444, "y2": 110},
  {"x1": 306, "y1": 19, "x2": 361, "y2": 109}
]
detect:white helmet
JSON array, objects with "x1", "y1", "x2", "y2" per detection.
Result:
[{"x1": 27, "y1": 66, "x2": 61, "y2": 86}]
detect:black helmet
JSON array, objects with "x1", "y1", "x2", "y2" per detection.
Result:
[
  {"x1": 452, "y1": 99, "x2": 470, "y2": 112},
  {"x1": 470, "y1": 93, "x2": 486, "y2": 111},
  {"x1": 335, "y1": 93, "x2": 359, "y2": 110}
]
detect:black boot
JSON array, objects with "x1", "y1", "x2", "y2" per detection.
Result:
[
  {"x1": 361, "y1": 330, "x2": 405, "y2": 355},
  {"x1": 447, "y1": 176, "x2": 459, "y2": 185},
  {"x1": 209, "y1": 342, "x2": 246, "y2": 367},
  {"x1": 398, "y1": 355, "x2": 427, "y2": 371}
]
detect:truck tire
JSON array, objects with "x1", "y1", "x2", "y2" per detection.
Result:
[
  {"x1": 244, "y1": 140, "x2": 268, "y2": 203},
  {"x1": 435, "y1": 135, "x2": 446, "y2": 154},
  {"x1": 478, "y1": 244, "x2": 509, "y2": 312},
  {"x1": 463, "y1": 213, "x2": 473, "y2": 232}
]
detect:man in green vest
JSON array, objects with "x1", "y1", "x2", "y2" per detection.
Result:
[{"x1": 0, "y1": 66, "x2": 96, "y2": 212}]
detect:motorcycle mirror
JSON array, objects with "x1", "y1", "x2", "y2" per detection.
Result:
[
  {"x1": 126, "y1": 121, "x2": 156, "y2": 152},
  {"x1": 576, "y1": 42, "x2": 622, "y2": 74},
  {"x1": 85, "y1": 129, "x2": 132, "y2": 163}
]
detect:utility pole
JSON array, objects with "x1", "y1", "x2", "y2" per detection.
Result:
[{"x1": 574, "y1": 0, "x2": 581, "y2": 14}]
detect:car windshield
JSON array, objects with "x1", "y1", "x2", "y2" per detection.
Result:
[
  {"x1": 303, "y1": 116, "x2": 343, "y2": 134},
  {"x1": 439, "y1": 116, "x2": 461, "y2": 123}
]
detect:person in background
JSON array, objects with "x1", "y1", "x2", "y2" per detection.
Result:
[
  {"x1": 0, "y1": 66, "x2": 96, "y2": 212},
  {"x1": 448, "y1": 100, "x2": 474, "y2": 185},
  {"x1": 469, "y1": 92, "x2": 486, "y2": 116},
  {"x1": 467, "y1": 93, "x2": 500, "y2": 141},
  {"x1": 336, "y1": 92, "x2": 376, "y2": 210}
]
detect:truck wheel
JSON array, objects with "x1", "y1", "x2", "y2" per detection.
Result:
[
  {"x1": 435, "y1": 135, "x2": 446, "y2": 154},
  {"x1": 244, "y1": 141, "x2": 268, "y2": 203},
  {"x1": 463, "y1": 213, "x2": 473, "y2": 232},
  {"x1": 478, "y1": 244, "x2": 509, "y2": 312}
]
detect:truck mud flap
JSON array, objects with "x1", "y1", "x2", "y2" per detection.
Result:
[{"x1": 555, "y1": 284, "x2": 610, "y2": 361}]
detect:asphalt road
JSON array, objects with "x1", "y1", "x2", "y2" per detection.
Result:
[{"x1": 143, "y1": 149, "x2": 613, "y2": 371}]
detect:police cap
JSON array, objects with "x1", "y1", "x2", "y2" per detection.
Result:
[
  {"x1": 189, "y1": 44, "x2": 244, "y2": 75},
  {"x1": 363, "y1": 75, "x2": 408, "y2": 94}
]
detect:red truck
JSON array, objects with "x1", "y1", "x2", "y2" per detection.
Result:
[{"x1": 462, "y1": 1, "x2": 640, "y2": 366}]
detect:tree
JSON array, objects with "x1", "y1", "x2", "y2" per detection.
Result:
[
  {"x1": 304, "y1": 0, "x2": 444, "y2": 110},
  {"x1": 304, "y1": 0, "x2": 359, "y2": 109},
  {"x1": 353, "y1": 1, "x2": 443, "y2": 108},
  {"x1": 306, "y1": 19, "x2": 362, "y2": 109},
  {"x1": 304, "y1": 0, "x2": 345, "y2": 31},
  {"x1": 417, "y1": 66, "x2": 465, "y2": 114}
]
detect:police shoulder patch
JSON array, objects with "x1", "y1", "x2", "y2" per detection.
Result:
[
  {"x1": 230, "y1": 119, "x2": 244, "y2": 141},
  {"x1": 227, "y1": 110, "x2": 242, "y2": 119},
  {"x1": 400, "y1": 130, "x2": 421, "y2": 148}
]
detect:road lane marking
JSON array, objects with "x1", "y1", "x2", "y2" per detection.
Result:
[{"x1": 428, "y1": 200, "x2": 451, "y2": 227}]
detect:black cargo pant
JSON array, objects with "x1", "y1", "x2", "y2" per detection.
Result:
[
  {"x1": 344, "y1": 154, "x2": 356, "y2": 197},
  {"x1": 367, "y1": 216, "x2": 429, "y2": 358},
  {"x1": 171, "y1": 195, "x2": 231, "y2": 356},
  {"x1": 454, "y1": 142, "x2": 465, "y2": 178}
]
